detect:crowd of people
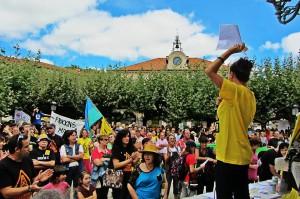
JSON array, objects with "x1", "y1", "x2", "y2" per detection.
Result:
[
  {"x1": 0, "y1": 120, "x2": 293, "y2": 199},
  {"x1": 0, "y1": 44, "x2": 297, "y2": 199}
]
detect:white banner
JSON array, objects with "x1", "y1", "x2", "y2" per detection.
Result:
[
  {"x1": 14, "y1": 110, "x2": 31, "y2": 124},
  {"x1": 50, "y1": 112, "x2": 84, "y2": 137}
]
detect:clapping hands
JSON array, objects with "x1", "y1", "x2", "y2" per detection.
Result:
[{"x1": 35, "y1": 169, "x2": 54, "y2": 183}]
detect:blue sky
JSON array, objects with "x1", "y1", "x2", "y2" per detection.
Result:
[{"x1": 0, "y1": 0, "x2": 299, "y2": 68}]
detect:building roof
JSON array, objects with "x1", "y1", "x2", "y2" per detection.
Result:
[{"x1": 120, "y1": 57, "x2": 211, "y2": 71}]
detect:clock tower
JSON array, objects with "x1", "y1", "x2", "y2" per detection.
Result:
[{"x1": 166, "y1": 35, "x2": 189, "y2": 70}]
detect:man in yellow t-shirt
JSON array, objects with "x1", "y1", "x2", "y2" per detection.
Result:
[{"x1": 205, "y1": 43, "x2": 256, "y2": 199}]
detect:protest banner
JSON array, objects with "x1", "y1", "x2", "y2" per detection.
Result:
[
  {"x1": 50, "y1": 111, "x2": 84, "y2": 137},
  {"x1": 14, "y1": 110, "x2": 31, "y2": 124}
]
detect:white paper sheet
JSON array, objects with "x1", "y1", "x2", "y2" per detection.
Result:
[{"x1": 217, "y1": 24, "x2": 243, "y2": 50}]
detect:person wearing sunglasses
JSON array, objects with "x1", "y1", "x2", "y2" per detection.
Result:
[
  {"x1": 91, "y1": 135, "x2": 111, "y2": 199},
  {"x1": 0, "y1": 134, "x2": 53, "y2": 199}
]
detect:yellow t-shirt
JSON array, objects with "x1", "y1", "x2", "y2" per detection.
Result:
[
  {"x1": 77, "y1": 137, "x2": 92, "y2": 159},
  {"x1": 216, "y1": 79, "x2": 256, "y2": 165}
]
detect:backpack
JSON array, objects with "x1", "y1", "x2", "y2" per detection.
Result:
[{"x1": 177, "y1": 154, "x2": 189, "y2": 181}]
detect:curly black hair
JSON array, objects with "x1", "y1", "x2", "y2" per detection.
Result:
[{"x1": 230, "y1": 58, "x2": 254, "y2": 83}]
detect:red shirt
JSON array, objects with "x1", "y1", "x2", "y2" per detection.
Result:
[
  {"x1": 91, "y1": 147, "x2": 111, "y2": 161},
  {"x1": 185, "y1": 153, "x2": 196, "y2": 182}
]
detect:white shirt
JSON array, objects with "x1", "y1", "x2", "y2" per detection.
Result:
[{"x1": 168, "y1": 146, "x2": 181, "y2": 156}]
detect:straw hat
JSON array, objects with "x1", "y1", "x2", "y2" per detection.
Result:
[{"x1": 140, "y1": 143, "x2": 159, "y2": 154}]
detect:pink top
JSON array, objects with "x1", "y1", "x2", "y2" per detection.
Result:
[
  {"x1": 156, "y1": 138, "x2": 168, "y2": 154},
  {"x1": 43, "y1": 181, "x2": 70, "y2": 195},
  {"x1": 248, "y1": 153, "x2": 258, "y2": 181}
]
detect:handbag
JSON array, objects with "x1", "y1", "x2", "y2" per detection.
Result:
[{"x1": 102, "y1": 169, "x2": 124, "y2": 189}]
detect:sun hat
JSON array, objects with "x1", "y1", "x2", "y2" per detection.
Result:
[{"x1": 140, "y1": 143, "x2": 159, "y2": 154}]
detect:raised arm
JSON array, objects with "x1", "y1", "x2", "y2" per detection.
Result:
[{"x1": 205, "y1": 43, "x2": 247, "y2": 88}]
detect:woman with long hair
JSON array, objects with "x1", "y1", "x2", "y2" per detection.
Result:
[
  {"x1": 111, "y1": 129, "x2": 139, "y2": 199},
  {"x1": 60, "y1": 130, "x2": 84, "y2": 187}
]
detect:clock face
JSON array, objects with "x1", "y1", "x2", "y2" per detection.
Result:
[{"x1": 173, "y1": 56, "x2": 182, "y2": 65}]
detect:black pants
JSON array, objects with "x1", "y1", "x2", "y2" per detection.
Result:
[
  {"x1": 96, "y1": 177, "x2": 109, "y2": 199},
  {"x1": 112, "y1": 172, "x2": 131, "y2": 199},
  {"x1": 216, "y1": 161, "x2": 250, "y2": 199},
  {"x1": 166, "y1": 173, "x2": 180, "y2": 197},
  {"x1": 66, "y1": 166, "x2": 80, "y2": 187},
  {"x1": 197, "y1": 174, "x2": 214, "y2": 195}
]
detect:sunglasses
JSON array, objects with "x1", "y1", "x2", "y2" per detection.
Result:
[{"x1": 101, "y1": 139, "x2": 109, "y2": 141}]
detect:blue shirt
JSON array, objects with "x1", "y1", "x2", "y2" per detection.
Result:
[
  {"x1": 33, "y1": 112, "x2": 45, "y2": 125},
  {"x1": 135, "y1": 167, "x2": 164, "y2": 199}
]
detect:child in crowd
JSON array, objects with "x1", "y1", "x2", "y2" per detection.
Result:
[
  {"x1": 43, "y1": 165, "x2": 70, "y2": 197},
  {"x1": 78, "y1": 171, "x2": 97, "y2": 199}
]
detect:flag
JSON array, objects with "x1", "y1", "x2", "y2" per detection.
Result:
[
  {"x1": 100, "y1": 117, "x2": 113, "y2": 135},
  {"x1": 84, "y1": 97, "x2": 103, "y2": 131},
  {"x1": 289, "y1": 114, "x2": 300, "y2": 149}
]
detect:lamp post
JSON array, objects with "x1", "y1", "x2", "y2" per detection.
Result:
[
  {"x1": 267, "y1": 0, "x2": 300, "y2": 24},
  {"x1": 291, "y1": 104, "x2": 299, "y2": 130},
  {"x1": 51, "y1": 101, "x2": 57, "y2": 112},
  {"x1": 292, "y1": 104, "x2": 299, "y2": 116}
]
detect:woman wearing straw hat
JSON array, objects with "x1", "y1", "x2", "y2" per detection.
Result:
[{"x1": 127, "y1": 143, "x2": 168, "y2": 199}]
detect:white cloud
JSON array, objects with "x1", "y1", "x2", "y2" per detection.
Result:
[
  {"x1": 23, "y1": 8, "x2": 220, "y2": 61},
  {"x1": 0, "y1": 0, "x2": 98, "y2": 38},
  {"x1": 260, "y1": 41, "x2": 281, "y2": 51},
  {"x1": 282, "y1": 32, "x2": 300, "y2": 55},
  {"x1": 40, "y1": 58, "x2": 54, "y2": 65},
  {"x1": 260, "y1": 32, "x2": 300, "y2": 55}
]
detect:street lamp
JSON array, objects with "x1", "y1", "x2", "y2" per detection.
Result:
[
  {"x1": 51, "y1": 101, "x2": 57, "y2": 112},
  {"x1": 267, "y1": 0, "x2": 300, "y2": 24},
  {"x1": 292, "y1": 104, "x2": 299, "y2": 116}
]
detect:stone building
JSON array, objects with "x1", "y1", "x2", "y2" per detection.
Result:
[{"x1": 120, "y1": 35, "x2": 211, "y2": 72}]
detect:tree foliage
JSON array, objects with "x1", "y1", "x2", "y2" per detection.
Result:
[{"x1": 0, "y1": 55, "x2": 299, "y2": 126}]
